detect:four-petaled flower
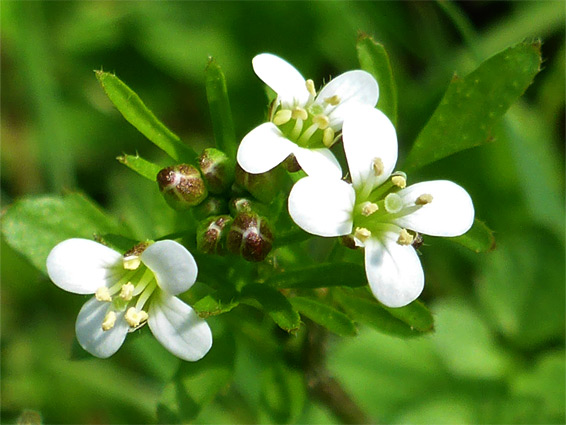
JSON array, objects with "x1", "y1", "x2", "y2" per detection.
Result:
[
  {"x1": 237, "y1": 53, "x2": 379, "y2": 178},
  {"x1": 288, "y1": 107, "x2": 475, "y2": 307},
  {"x1": 47, "y1": 238, "x2": 212, "y2": 360}
]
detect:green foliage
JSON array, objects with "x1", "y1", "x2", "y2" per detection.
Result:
[
  {"x1": 404, "y1": 41, "x2": 542, "y2": 171},
  {"x1": 289, "y1": 297, "x2": 358, "y2": 337},
  {"x1": 356, "y1": 34, "x2": 398, "y2": 125},
  {"x1": 95, "y1": 71, "x2": 197, "y2": 163},
  {"x1": 1, "y1": 193, "x2": 124, "y2": 273},
  {"x1": 452, "y1": 218, "x2": 496, "y2": 253},
  {"x1": 265, "y1": 263, "x2": 367, "y2": 289},
  {"x1": 260, "y1": 364, "x2": 307, "y2": 424},
  {"x1": 116, "y1": 154, "x2": 162, "y2": 181}
]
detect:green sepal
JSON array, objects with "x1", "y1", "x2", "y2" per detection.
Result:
[
  {"x1": 451, "y1": 218, "x2": 496, "y2": 253},
  {"x1": 95, "y1": 70, "x2": 197, "y2": 163},
  {"x1": 289, "y1": 296, "x2": 358, "y2": 337},
  {"x1": 404, "y1": 41, "x2": 542, "y2": 171},
  {"x1": 1, "y1": 193, "x2": 125, "y2": 273},
  {"x1": 205, "y1": 58, "x2": 237, "y2": 159},
  {"x1": 265, "y1": 263, "x2": 367, "y2": 289},
  {"x1": 240, "y1": 284, "x2": 301, "y2": 333},
  {"x1": 356, "y1": 34, "x2": 398, "y2": 125},
  {"x1": 117, "y1": 154, "x2": 162, "y2": 181}
]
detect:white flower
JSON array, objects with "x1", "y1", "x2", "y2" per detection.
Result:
[
  {"x1": 46, "y1": 238, "x2": 212, "y2": 361},
  {"x1": 288, "y1": 107, "x2": 474, "y2": 308},
  {"x1": 237, "y1": 53, "x2": 379, "y2": 178}
]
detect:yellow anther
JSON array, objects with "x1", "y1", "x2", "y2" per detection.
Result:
[
  {"x1": 102, "y1": 311, "x2": 117, "y2": 331},
  {"x1": 324, "y1": 95, "x2": 340, "y2": 106},
  {"x1": 354, "y1": 227, "x2": 372, "y2": 243},
  {"x1": 416, "y1": 194, "x2": 433, "y2": 205},
  {"x1": 95, "y1": 287, "x2": 112, "y2": 302},
  {"x1": 372, "y1": 158, "x2": 384, "y2": 176},
  {"x1": 361, "y1": 202, "x2": 379, "y2": 217},
  {"x1": 312, "y1": 114, "x2": 330, "y2": 130},
  {"x1": 306, "y1": 79, "x2": 316, "y2": 97},
  {"x1": 397, "y1": 229, "x2": 414, "y2": 245},
  {"x1": 322, "y1": 127, "x2": 335, "y2": 147},
  {"x1": 392, "y1": 175, "x2": 407, "y2": 188},
  {"x1": 120, "y1": 282, "x2": 135, "y2": 301},
  {"x1": 123, "y1": 255, "x2": 141, "y2": 270},
  {"x1": 273, "y1": 109, "x2": 292, "y2": 126},
  {"x1": 291, "y1": 107, "x2": 308, "y2": 121},
  {"x1": 125, "y1": 307, "x2": 149, "y2": 328}
]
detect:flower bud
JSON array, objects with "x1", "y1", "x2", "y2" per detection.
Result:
[
  {"x1": 228, "y1": 197, "x2": 269, "y2": 218},
  {"x1": 227, "y1": 212, "x2": 273, "y2": 262},
  {"x1": 193, "y1": 196, "x2": 229, "y2": 221},
  {"x1": 198, "y1": 148, "x2": 235, "y2": 194},
  {"x1": 157, "y1": 164, "x2": 208, "y2": 210},
  {"x1": 197, "y1": 215, "x2": 232, "y2": 255},
  {"x1": 234, "y1": 164, "x2": 284, "y2": 204}
]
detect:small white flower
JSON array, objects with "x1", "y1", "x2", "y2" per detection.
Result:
[
  {"x1": 46, "y1": 238, "x2": 212, "y2": 361},
  {"x1": 237, "y1": 53, "x2": 379, "y2": 178},
  {"x1": 288, "y1": 107, "x2": 474, "y2": 308}
]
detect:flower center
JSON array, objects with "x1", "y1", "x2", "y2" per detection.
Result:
[{"x1": 271, "y1": 79, "x2": 342, "y2": 148}]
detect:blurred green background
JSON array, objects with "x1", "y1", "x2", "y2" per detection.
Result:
[{"x1": 1, "y1": 1, "x2": 564, "y2": 424}]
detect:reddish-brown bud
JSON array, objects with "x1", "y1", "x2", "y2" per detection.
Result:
[
  {"x1": 157, "y1": 164, "x2": 208, "y2": 210},
  {"x1": 227, "y1": 212, "x2": 273, "y2": 262},
  {"x1": 193, "y1": 196, "x2": 229, "y2": 221},
  {"x1": 198, "y1": 148, "x2": 235, "y2": 194},
  {"x1": 234, "y1": 164, "x2": 284, "y2": 204},
  {"x1": 197, "y1": 215, "x2": 233, "y2": 255}
]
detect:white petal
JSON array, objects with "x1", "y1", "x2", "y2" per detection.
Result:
[
  {"x1": 364, "y1": 234, "x2": 424, "y2": 308},
  {"x1": 46, "y1": 238, "x2": 122, "y2": 295},
  {"x1": 293, "y1": 146, "x2": 342, "y2": 178},
  {"x1": 316, "y1": 70, "x2": 379, "y2": 128},
  {"x1": 288, "y1": 177, "x2": 354, "y2": 237},
  {"x1": 252, "y1": 53, "x2": 310, "y2": 109},
  {"x1": 394, "y1": 180, "x2": 475, "y2": 237},
  {"x1": 237, "y1": 123, "x2": 296, "y2": 174},
  {"x1": 141, "y1": 240, "x2": 198, "y2": 296},
  {"x1": 75, "y1": 297, "x2": 129, "y2": 358},
  {"x1": 342, "y1": 107, "x2": 398, "y2": 190},
  {"x1": 148, "y1": 294, "x2": 212, "y2": 362}
]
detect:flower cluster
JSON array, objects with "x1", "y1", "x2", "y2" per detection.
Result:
[{"x1": 47, "y1": 52, "x2": 474, "y2": 361}]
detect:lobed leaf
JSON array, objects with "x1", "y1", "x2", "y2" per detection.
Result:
[
  {"x1": 117, "y1": 154, "x2": 162, "y2": 182},
  {"x1": 289, "y1": 296, "x2": 358, "y2": 337},
  {"x1": 96, "y1": 71, "x2": 197, "y2": 162},
  {"x1": 404, "y1": 41, "x2": 542, "y2": 171},
  {"x1": 357, "y1": 34, "x2": 398, "y2": 125},
  {"x1": 265, "y1": 263, "x2": 367, "y2": 289}
]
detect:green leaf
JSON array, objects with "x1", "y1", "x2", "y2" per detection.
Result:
[
  {"x1": 404, "y1": 41, "x2": 542, "y2": 171},
  {"x1": 95, "y1": 71, "x2": 197, "y2": 162},
  {"x1": 334, "y1": 289, "x2": 433, "y2": 338},
  {"x1": 1, "y1": 193, "x2": 124, "y2": 273},
  {"x1": 116, "y1": 154, "x2": 162, "y2": 181},
  {"x1": 206, "y1": 58, "x2": 237, "y2": 159},
  {"x1": 260, "y1": 364, "x2": 306, "y2": 424},
  {"x1": 265, "y1": 263, "x2": 367, "y2": 289},
  {"x1": 240, "y1": 284, "x2": 301, "y2": 333},
  {"x1": 356, "y1": 34, "x2": 398, "y2": 125},
  {"x1": 157, "y1": 330, "x2": 235, "y2": 423},
  {"x1": 289, "y1": 297, "x2": 357, "y2": 337},
  {"x1": 193, "y1": 290, "x2": 239, "y2": 319},
  {"x1": 382, "y1": 299, "x2": 434, "y2": 333},
  {"x1": 451, "y1": 218, "x2": 496, "y2": 253}
]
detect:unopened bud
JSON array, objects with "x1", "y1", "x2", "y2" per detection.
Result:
[
  {"x1": 198, "y1": 148, "x2": 235, "y2": 194},
  {"x1": 234, "y1": 164, "x2": 284, "y2": 204},
  {"x1": 229, "y1": 197, "x2": 269, "y2": 218},
  {"x1": 227, "y1": 212, "x2": 273, "y2": 262},
  {"x1": 157, "y1": 164, "x2": 208, "y2": 210},
  {"x1": 197, "y1": 215, "x2": 233, "y2": 255},
  {"x1": 193, "y1": 196, "x2": 229, "y2": 220},
  {"x1": 123, "y1": 241, "x2": 151, "y2": 270}
]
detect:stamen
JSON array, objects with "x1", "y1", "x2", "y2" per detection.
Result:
[
  {"x1": 125, "y1": 307, "x2": 148, "y2": 328},
  {"x1": 397, "y1": 229, "x2": 414, "y2": 245},
  {"x1": 324, "y1": 95, "x2": 340, "y2": 106},
  {"x1": 372, "y1": 158, "x2": 384, "y2": 176},
  {"x1": 123, "y1": 255, "x2": 141, "y2": 270},
  {"x1": 95, "y1": 287, "x2": 112, "y2": 302},
  {"x1": 102, "y1": 311, "x2": 117, "y2": 331},
  {"x1": 392, "y1": 175, "x2": 406, "y2": 188},
  {"x1": 273, "y1": 109, "x2": 292, "y2": 126},
  {"x1": 120, "y1": 282, "x2": 135, "y2": 301},
  {"x1": 306, "y1": 79, "x2": 316, "y2": 97},
  {"x1": 297, "y1": 123, "x2": 319, "y2": 145},
  {"x1": 354, "y1": 227, "x2": 372, "y2": 243},
  {"x1": 291, "y1": 107, "x2": 308, "y2": 121},
  {"x1": 312, "y1": 114, "x2": 329, "y2": 130},
  {"x1": 322, "y1": 127, "x2": 335, "y2": 147},
  {"x1": 384, "y1": 193, "x2": 403, "y2": 214},
  {"x1": 361, "y1": 201, "x2": 379, "y2": 217},
  {"x1": 290, "y1": 117, "x2": 304, "y2": 140},
  {"x1": 416, "y1": 194, "x2": 433, "y2": 205}
]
